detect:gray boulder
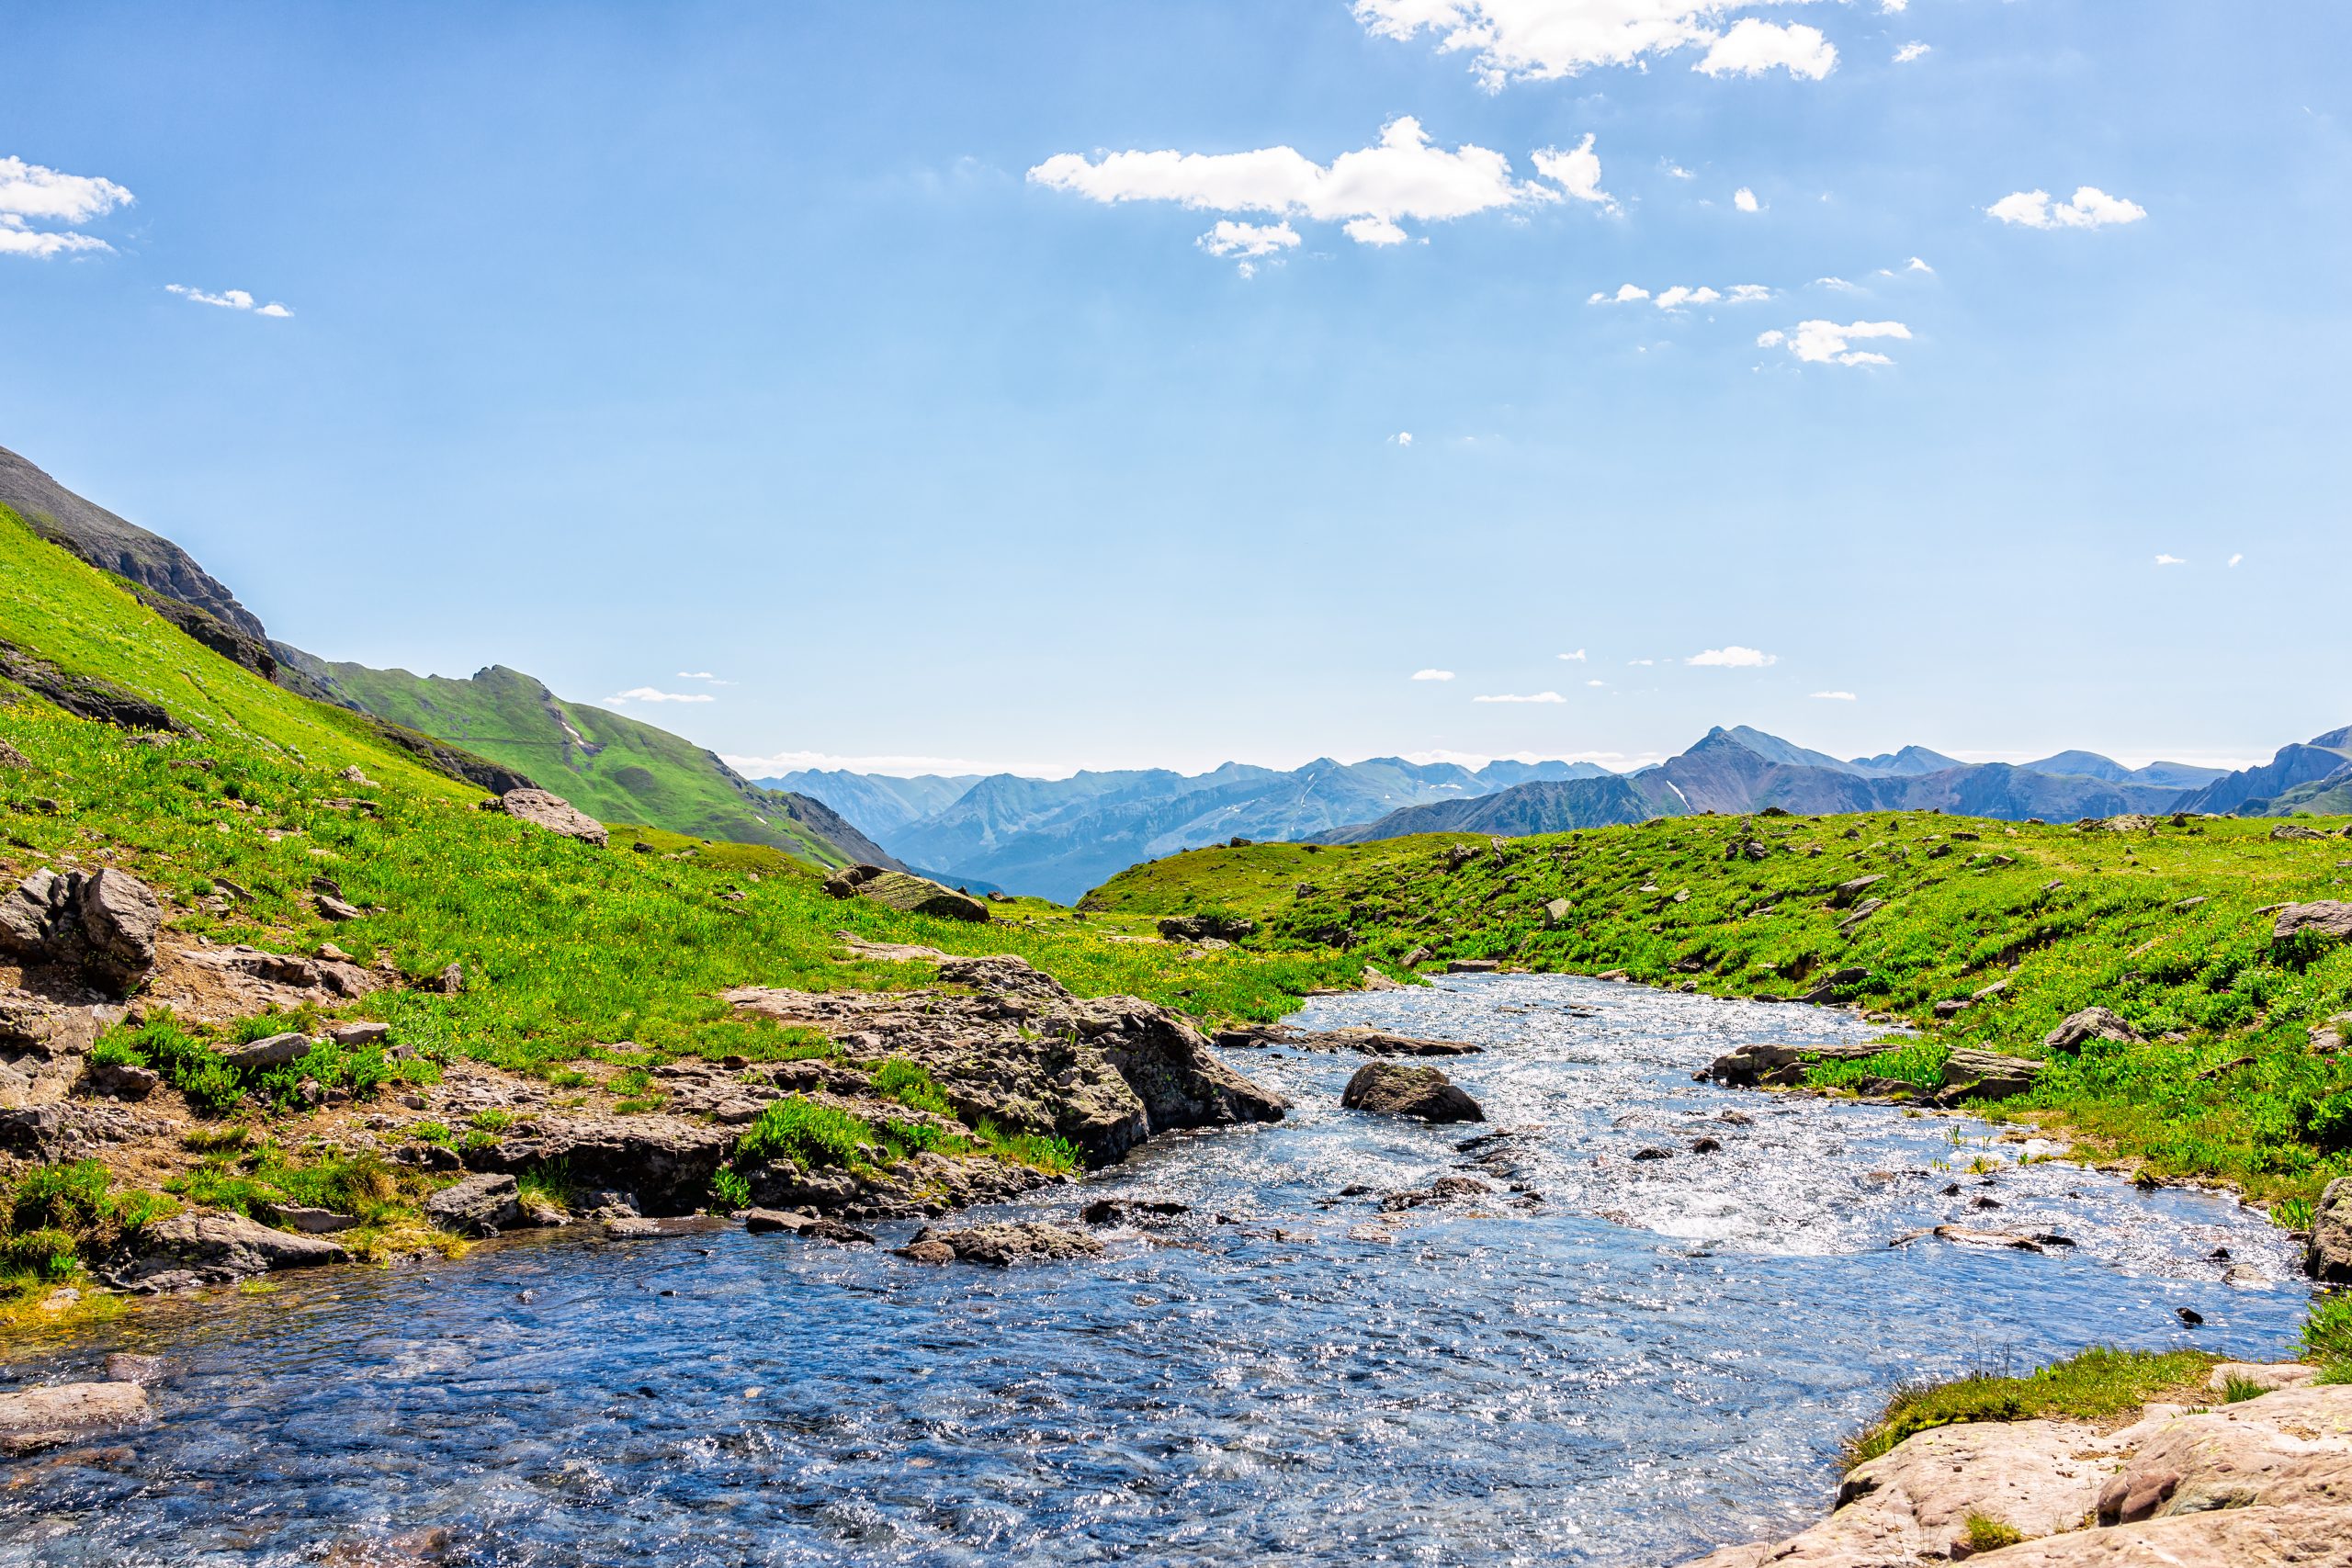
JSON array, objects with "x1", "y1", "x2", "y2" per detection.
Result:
[
  {"x1": 824, "y1": 865, "x2": 988, "y2": 922},
  {"x1": 1341, "y1": 1062, "x2": 1485, "y2": 1123},
  {"x1": 1543, "y1": 897, "x2": 1574, "y2": 929},
  {"x1": 1828, "y1": 874, "x2": 1884, "y2": 909},
  {"x1": 2043, "y1": 1006, "x2": 2140, "y2": 1053},
  {"x1": 1157, "y1": 914, "x2": 1255, "y2": 942},
  {"x1": 2307, "y1": 1177, "x2": 2352, "y2": 1284},
  {"x1": 0, "y1": 867, "x2": 162, "y2": 994},
  {"x1": 2269, "y1": 822, "x2": 2328, "y2": 841},
  {"x1": 423, "y1": 1172, "x2": 523, "y2": 1236},
  {"x1": 491, "y1": 788, "x2": 609, "y2": 847},
  {"x1": 2274, "y1": 901, "x2": 2352, "y2": 944},
  {"x1": 107, "y1": 1211, "x2": 348, "y2": 1292},
  {"x1": 0, "y1": 1381, "x2": 153, "y2": 1456},
  {"x1": 220, "y1": 1032, "x2": 313, "y2": 1070},
  {"x1": 1939, "y1": 1048, "x2": 2044, "y2": 1102}
]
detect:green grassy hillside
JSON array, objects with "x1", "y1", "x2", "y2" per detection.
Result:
[
  {"x1": 274, "y1": 651, "x2": 885, "y2": 868},
  {"x1": 1087, "y1": 814, "x2": 2352, "y2": 1207}
]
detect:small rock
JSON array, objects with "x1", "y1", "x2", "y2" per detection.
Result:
[
  {"x1": 267, "y1": 1204, "x2": 358, "y2": 1235},
  {"x1": 423, "y1": 1173, "x2": 522, "y2": 1236},
  {"x1": 329, "y1": 1020, "x2": 390, "y2": 1047},
  {"x1": 2177, "y1": 1306, "x2": 2204, "y2": 1326},
  {"x1": 220, "y1": 1032, "x2": 314, "y2": 1070},
  {"x1": 892, "y1": 1221, "x2": 1103, "y2": 1267},
  {"x1": 2042, "y1": 1006, "x2": 2141, "y2": 1053},
  {"x1": 2273, "y1": 900, "x2": 2352, "y2": 944},
  {"x1": 100, "y1": 1353, "x2": 167, "y2": 1387},
  {"x1": 315, "y1": 894, "x2": 365, "y2": 922}
]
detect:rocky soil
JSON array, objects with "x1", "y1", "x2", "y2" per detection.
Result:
[{"x1": 1675, "y1": 1368, "x2": 2352, "y2": 1567}]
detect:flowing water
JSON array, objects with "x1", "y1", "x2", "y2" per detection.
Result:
[{"x1": 0, "y1": 976, "x2": 2312, "y2": 1567}]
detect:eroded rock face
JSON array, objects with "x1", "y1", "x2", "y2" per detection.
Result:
[
  {"x1": 455, "y1": 1114, "x2": 736, "y2": 1215},
  {"x1": 491, "y1": 788, "x2": 609, "y2": 848},
  {"x1": 2308, "y1": 1176, "x2": 2352, "y2": 1283},
  {"x1": 423, "y1": 1172, "x2": 522, "y2": 1236},
  {"x1": 0, "y1": 867, "x2": 162, "y2": 994},
  {"x1": 1340, "y1": 1063, "x2": 1485, "y2": 1123},
  {"x1": 106, "y1": 1211, "x2": 348, "y2": 1292},
  {"x1": 2274, "y1": 901, "x2": 2352, "y2": 944},
  {"x1": 892, "y1": 1221, "x2": 1103, "y2": 1267},
  {"x1": 148, "y1": 942, "x2": 380, "y2": 1021},
  {"x1": 727, "y1": 953, "x2": 1286, "y2": 1168}
]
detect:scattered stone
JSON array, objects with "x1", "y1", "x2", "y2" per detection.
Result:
[
  {"x1": 489, "y1": 787, "x2": 609, "y2": 847},
  {"x1": 1827, "y1": 874, "x2": 1884, "y2": 909},
  {"x1": 314, "y1": 893, "x2": 365, "y2": 922},
  {"x1": 1690, "y1": 1136, "x2": 1723, "y2": 1154},
  {"x1": 2269, "y1": 822, "x2": 2328, "y2": 841},
  {"x1": 1080, "y1": 1197, "x2": 1189, "y2": 1225},
  {"x1": 2043, "y1": 1006, "x2": 2141, "y2": 1053},
  {"x1": 1888, "y1": 1224, "x2": 2076, "y2": 1253},
  {"x1": 1939, "y1": 1048, "x2": 2045, "y2": 1102},
  {"x1": 1340, "y1": 1062, "x2": 1485, "y2": 1123},
  {"x1": 220, "y1": 1032, "x2": 314, "y2": 1070},
  {"x1": 1379, "y1": 1175, "x2": 1493, "y2": 1212},
  {"x1": 892, "y1": 1221, "x2": 1103, "y2": 1267},
  {"x1": 1631, "y1": 1146, "x2": 1672, "y2": 1161},
  {"x1": 423, "y1": 1172, "x2": 523, "y2": 1236},
  {"x1": 2177, "y1": 1306, "x2": 2205, "y2": 1327},
  {"x1": 330, "y1": 1021, "x2": 390, "y2": 1047},
  {"x1": 0, "y1": 1382, "x2": 153, "y2": 1455},
  {"x1": 1543, "y1": 898, "x2": 1574, "y2": 930},
  {"x1": 1444, "y1": 958, "x2": 1498, "y2": 975}
]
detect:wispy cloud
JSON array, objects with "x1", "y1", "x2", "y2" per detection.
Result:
[
  {"x1": 1893, "y1": 41, "x2": 1929, "y2": 63},
  {"x1": 1987, "y1": 186, "x2": 2146, "y2": 230},
  {"x1": 1032, "y1": 118, "x2": 1592, "y2": 253},
  {"x1": 0, "y1": 154, "x2": 132, "y2": 258},
  {"x1": 1811, "y1": 690, "x2": 1858, "y2": 701},
  {"x1": 1590, "y1": 282, "x2": 1771, "y2": 309},
  {"x1": 1353, "y1": 1, "x2": 1838, "y2": 86},
  {"x1": 1390, "y1": 431, "x2": 1414, "y2": 446},
  {"x1": 1687, "y1": 645, "x2": 1777, "y2": 668},
  {"x1": 167, "y1": 284, "x2": 293, "y2": 318},
  {"x1": 2154, "y1": 554, "x2": 2186, "y2": 566},
  {"x1": 606, "y1": 686, "x2": 715, "y2": 704},
  {"x1": 2229, "y1": 553, "x2": 2245, "y2": 567},
  {"x1": 1412, "y1": 669, "x2": 1455, "y2": 682},
  {"x1": 1757, "y1": 319, "x2": 1910, "y2": 367},
  {"x1": 1557, "y1": 649, "x2": 1587, "y2": 661},
  {"x1": 1473, "y1": 690, "x2": 1567, "y2": 704}
]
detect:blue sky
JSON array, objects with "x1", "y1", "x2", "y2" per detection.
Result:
[{"x1": 3, "y1": 1, "x2": 2346, "y2": 777}]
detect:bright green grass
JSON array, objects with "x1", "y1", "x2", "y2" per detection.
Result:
[
  {"x1": 1089, "y1": 818, "x2": 2352, "y2": 1204},
  {"x1": 1845, "y1": 1347, "x2": 2217, "y2": 1467}
]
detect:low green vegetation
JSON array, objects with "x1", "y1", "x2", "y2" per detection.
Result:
[
  {"x1": 0, "y1": 1161, "x2": 174, "y2": 1296},
  {"x1": 2305, "y1": 1295, "x2": 2352, "y2": 1381},
  {"x1": 1961, "y1": 1516, "x2": 2025, "y2": 1552},
  {"x1": 1091, "y1": 816, "x2": 2352, "y2": 1206},
  {"x1": 1845, "y1": 1347, "x2": 2217, "y2": 1467}
]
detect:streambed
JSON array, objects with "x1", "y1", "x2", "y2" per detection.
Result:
[{"x1": 0, "y1": 976, "x2": 2311, "y2": 1566}]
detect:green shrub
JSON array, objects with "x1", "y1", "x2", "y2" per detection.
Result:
[
  {"x1": 1962, "y1": 1515, "x2": 2024, "y2": 1552},
  {"x1": 735, "y1": 1095, "x2": 870, "y2": 1169},
  {"x1": 707, "y1": 1168, "x2": 751, "y2": 1213},
  {"x1": 872, "y1": 1059, "x2": 955, "y2": 1118}
]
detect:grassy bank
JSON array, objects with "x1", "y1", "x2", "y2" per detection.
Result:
[{"x1": 1086, "y1": 818, "x2": 2352, "y2": 1208}]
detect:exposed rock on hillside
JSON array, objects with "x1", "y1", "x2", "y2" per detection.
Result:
[
  {"x1": 0, "y1": 639, "x2": 183, "y2": 734},
  {"x1": 726, "y1": 953, "x2": 1286, "y2": 1166},
  {"x1": 823, "y1": 864, "x2": 989, "y2": 921},
  {"x1": 0, "y1": 867, "x2": 162, "y2": 995},
  {"x1": 488, "y1": 787, "x2": 609, "y2": 847},
  {"x1": 2275, "y1": 901, "x2": 2352, "y2": 944},
  {"x1": 1340, "y1": 1062, "x2": 1484, "y2": 1122},
  {"x1": 2043, "y1": 1006, "x2": 2140, "y2": 1052}
]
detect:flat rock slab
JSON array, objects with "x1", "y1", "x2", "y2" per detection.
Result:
[
  {"x1": 1292, "y1": 1026, "x2": 1482, "y2": 1057},
  {"x1": 107, "y1": 1211, "x2": 348, "y2": 1292},
  {"x1": 0, "y1": 1382, "x2": 152, "y2": 1455},
  {"x1": 742, "y1": 1209, "x2": 875, "y2": 1244},
  {"x1": 893, "y1": 1221, "x2": 1103, "y2": 1267},
  {"x1": 603, "y1": 1214, "x2": 728, "y2": 1239},
  {"x1": 491, "y1": 788, "x2": 609, "y2": 848}
]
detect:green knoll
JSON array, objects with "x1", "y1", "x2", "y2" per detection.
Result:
[{"x1": 1085, "y1": 814, "x2": 2352, "y2": 1209}]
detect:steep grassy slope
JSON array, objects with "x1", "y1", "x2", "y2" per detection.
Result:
[
  {"x1": 1087, "y1": 812, "x2": 2352, "y2": 1206},
  {"x1": 275, "y1": 651, "x2": 891, "y2": 868}
]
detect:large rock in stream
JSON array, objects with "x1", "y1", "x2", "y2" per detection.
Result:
[
  {"x1": 104, "y1": 1211, "x2": 348, "y2": 1292},
  {"x1": 1340, "y1": 1063, "x2": 1484, "y2": 1123}
]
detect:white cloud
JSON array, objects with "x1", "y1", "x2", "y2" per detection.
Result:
[
  {"x1": 1881, "y1": 0, "x2": 1908, "y2": 11},
  {"x1": 1412, "y1": 668, "x2": 1455, "y2": 681},
  {"x1": 1032, "y1": 117, "x2": 1568, "y2": 249},
  {"x1": 1893, "y1": 40, "x2": 1929, "y2": 62},
  {"x1": 1905, "y1": 255, "x2": 1932, "y2": 273},
  {"x1": 1196, "y1": 220, "x2": 1302, "y2": 268},
  {"x1": 2154, "y1": 554, "x2": 2185, "y2": 566},
  {"x1": 1814, "y1": 276, "x2": 1860, "y2": 291},
  {"x1": 0, "y1": 155, "x2": 131, "y2": 259},
  {"x1": 1987, "y1": 186, "x2": 2147, "y2": 231},
  {"x1": 1529, "y1": 134, "x2": 1616, "y2": 211},
  {"x1": 1663, "y1": 161, "x2": 1695, "y2": 179},
  {"x1": 167, "y1": 284, "x2": 294, "y2": 318},
  {"x1": 676, "y1": 671, "x2": 733, "y2": 683},
  {"x1": 2228, "y1": 553, "x2": 2244, "y2": 567},
  {"x1": 1558, "y1": 649, "x2": 1587, "y2": 661},
  {"x1": 1757, "y1": 318, "x2": 1910, "y2": 366},
  {"x1": 1585, "y1": 678, "x2": 1608, "y2": 687},
  {"x1": 1697, "y1": 19, "x2": 1836, "y2": 79},
  {"x1": 1627, "y1": 658, "x2": 1656, "y2": 666},
  {"x1": 1733, "y1": 186, "x2": 1760, "y2": 213},
  {"x1": 1473, "y1": 690, "x2": 1568, "y2": 704},
  {"x1": 1593, "y1": 281, "x2": 1769, "y2": 309},
  {"x1": 606, "y1": 686, "x2": 715, "y2": 704},
  {"x1": 1354, "y1": 2, "x2": 1838, "y2": 86},
  {"x1": 1811, "y1": 690, "x2": 1858, "y2": 700},
  {"x1": 1391, "y1": 431, "x2": 1415, "y2": 446},
  {"x1": 1687, "y1": 645, "x2": 1777, "y2": 667},
  {"x1": 0, "y1": 155, "x2": 133, "y2": 225}
]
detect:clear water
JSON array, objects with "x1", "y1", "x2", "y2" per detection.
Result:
[{"x1": 1, "y1": 976, "x2": 2310, "y2": 1567}]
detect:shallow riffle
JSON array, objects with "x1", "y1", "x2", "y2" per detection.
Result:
[{"x1": 0, "y1": 976, "x2": 2312, "y2": 1566}]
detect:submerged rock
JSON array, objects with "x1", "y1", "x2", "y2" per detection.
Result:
[
  {"x1": 0, "y1": 1381, "x2": 153, "y2": 1456},
  {"x1": 1340, "y1": 1063, "x2": 1485, "y2": 1123},
  {"x1": 892, "y1": 1221, "x2": 1104, "y2": 1267}
]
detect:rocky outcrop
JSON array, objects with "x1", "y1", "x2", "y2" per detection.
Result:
[
  {"x1": 1939, "y1": 1048, "x2": 2044, "y2": 1102},
  {"x1": 1704, "y1": 1041, "x2": 1887, "y2": 1089},
  {"x1": 0, "y1": 867, "x2": 162, "y2": 994},
  {"x1": 1674, "y1": 1377, "x2": 2351, "y2": 1568},
  {"x1": 892, "y1": 1221, "x2": 1103, "y2": 1267},
  {"x1": 488, "y1": 788, "x2": 609, "y2": 847},
  {"x1": 146, "y1": 942, "x2": 380, "y2": 1021},
  {"x1": 2042, "y1": 1006, "x2": 2140, "y2": 1052},
  {"x1": 423, "y1": 1172, "x2": 523, "y2": 1236},
  {"x1": 1157, "y1": 914, "x2": 1255, "y2": 942},
  {"x1": 2309, "y1": 1176, "x2": 2352, "y2": 1282},
  {"x1": 450, "y1": 1113, "x2": 735, "y2": 1215},
  {"x1": 0, "y1": 639, "x2": 184, "y2": 734},
  {"x1": 823, "y1": 864, "x2": 988, "y2": 922},
  {"x1": 0, "y1": 1380, "x2": 153, "y2": 1456},
  {"x1": 104, "y1": 1211, "x2": 349, "y2": 1292},
  {"x1": 2274, "y1": 901, "x2": 2352, "y2": 944},
  {"x1": 727, "y1": 953, "x2": 1286, "y2": 1168},
  {"x1": 1340, "y1": 1063, "x2": 1485, "y2": 1122}
]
